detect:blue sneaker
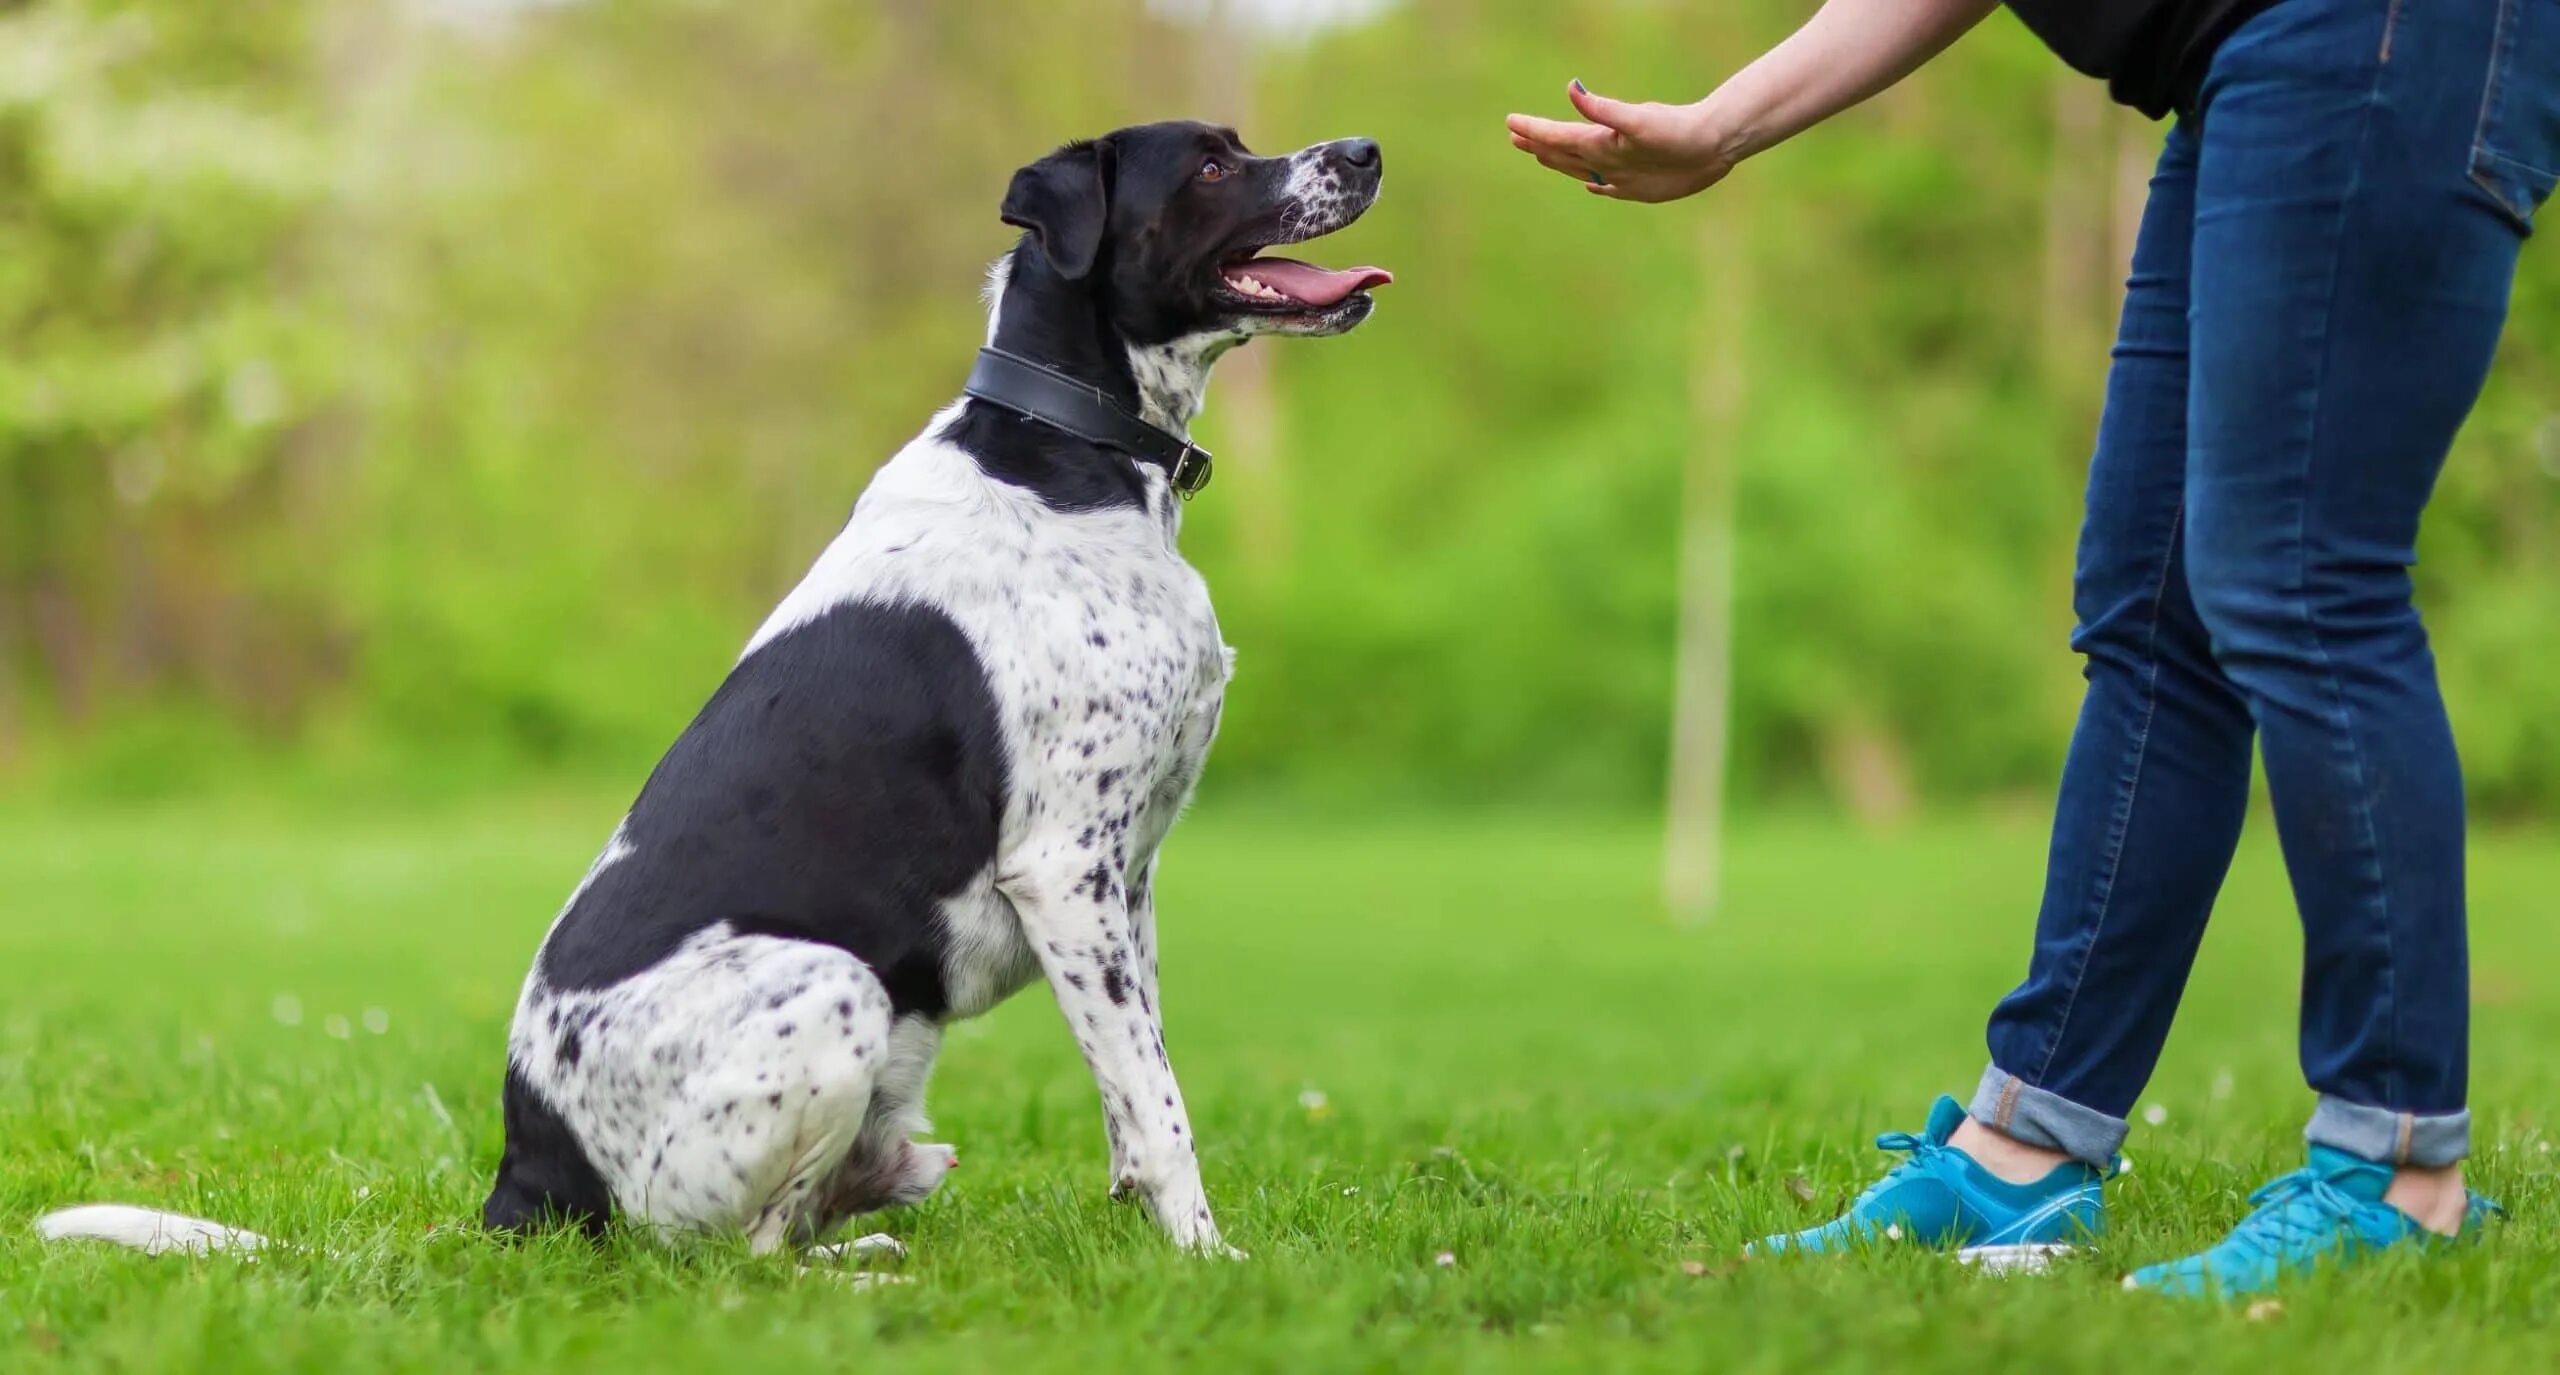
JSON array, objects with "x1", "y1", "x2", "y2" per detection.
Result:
[
  {"x1": 2123, "y1": 1146, "x2": 2503, "y2": 1299},
  {"x1": 1750, "y1": 1096, "x2": 2106, "y2": 1273}
]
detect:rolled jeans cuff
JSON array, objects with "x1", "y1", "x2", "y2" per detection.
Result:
[
  {"x1": 2307, "y1": 1095, "x2": 2470, "y2": 1168},
  {"x1": 1968, "y1": 1063, "x2": 2128, "y2": 1169}
]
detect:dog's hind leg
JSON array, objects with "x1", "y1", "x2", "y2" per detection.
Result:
[
  {"x1": 606, "y1": 935, "x2": 898, "y2": 1255},
  {"x1": 815, "y1": 1015, "x2": 958, "y2": 1226}
]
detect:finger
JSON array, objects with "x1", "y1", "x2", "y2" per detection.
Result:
[
  {"x1": 1507, "y1": 114, "x2": 1616, "y2": 155},
  {"x1": 1506, "y1": 112, "x2": 1587, "y2": 139},
  {"x1": 1513, "y1": 129, "x2": 1615, "y2": 171},
  {"x1": 1510, "y1": 130, "x2": 1608, "y2": 177},
  {"x1": 1508, "y1": 128, "x2": 1583, "y2": 160},
  {"x1": 1528, "y1": 145, "x2": 1600, "y2": 182},
  {"x1": 1508, "y1": 132, "x2": 1558, "y2": 161},
  {"x1": 1567, "y1": 79, "x2": 1650, "y2": 135}
]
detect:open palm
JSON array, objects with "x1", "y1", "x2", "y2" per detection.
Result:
[{"x1": 1505, "y1": 81, "x2": 1737, "y2": 204}]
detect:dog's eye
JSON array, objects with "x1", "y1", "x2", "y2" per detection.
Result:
[{"x1": 1199, "y1": 159, "x2": 1229, "y2": 183}]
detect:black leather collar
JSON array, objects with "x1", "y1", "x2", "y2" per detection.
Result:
[{"x1": 963, "y1": 348, "x2": 1213, "y2": 499}]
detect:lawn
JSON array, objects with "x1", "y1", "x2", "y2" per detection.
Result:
[{"x1": 1, "y1": 796, "x2": 2553, "y2": 1372}]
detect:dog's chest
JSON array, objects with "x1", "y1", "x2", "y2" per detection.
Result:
[
  {"x1": 936, "y1": 504, "x2": 1228, "y2": 1019},
  {"x1": 1001, "y1": 536, "x2": 1225, "y2": 777}
]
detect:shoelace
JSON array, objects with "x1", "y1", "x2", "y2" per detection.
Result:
[
  {"x1": 1853, "y1": 1129, "x2": 1947, "y2": 1206},
  {"x1": 2213, "y1": 1170, "x2": 2376, "y2": 1265}
]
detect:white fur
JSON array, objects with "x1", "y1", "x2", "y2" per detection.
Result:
[
  {"x1": 1278, "y1": 144, "x2": 1367, "y2": 247},
  {"x1": 509, "y1": 926, "x2": 901, "y2": 1250}
]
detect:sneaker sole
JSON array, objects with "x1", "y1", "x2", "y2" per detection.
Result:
[{"x1": 1957, "y1": 1243, "x2": 2075, "y2": 1274}]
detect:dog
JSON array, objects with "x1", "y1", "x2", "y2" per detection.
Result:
[{"x1": 38, "y1": 121, "x2": 1388, "y2": 1264}]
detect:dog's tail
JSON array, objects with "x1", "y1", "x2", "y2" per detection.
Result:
[{"x1": 35, "y1": 1204, "x2": 272, "y2": 1257}]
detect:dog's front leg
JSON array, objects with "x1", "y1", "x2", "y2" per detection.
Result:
[
  {"x1": 1099, "y1": 857, "x2": 1167, "y2": 1194},
  {"x1": 1004, "y1": 853, "x2": 1231, "y2": 1256}
]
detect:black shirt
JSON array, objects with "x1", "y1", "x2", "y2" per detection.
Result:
[{"x1": 2006, "y1": 0, "x2": 2282, "y2": 118}]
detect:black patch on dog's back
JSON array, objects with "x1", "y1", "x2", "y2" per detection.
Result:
[
  {"x1": 482, "y1": 1067, "x2": 611, "y2": 1238},
  {"x1": 535, "y1": 600, "x2": 1008, "y2": 1019}
]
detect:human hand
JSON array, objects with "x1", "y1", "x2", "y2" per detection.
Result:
[{"x1": 1505, "y1": 80, "x2": 1743, "y2": 204}]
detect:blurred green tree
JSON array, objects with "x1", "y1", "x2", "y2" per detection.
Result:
[{"x1": 1, "y1": 0, "x2": 2554, "y2": 818}]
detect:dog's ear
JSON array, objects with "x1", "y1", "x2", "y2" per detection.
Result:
[{"x1": 1001, "y1": 138, "x2": 1113, "y2": 281}]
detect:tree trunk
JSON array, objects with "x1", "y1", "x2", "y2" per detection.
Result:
[
  {"x1": 2111, "y1": 110, "x2": 2159, "y2": 322},
  {"x1": 0, "y1": 589, "x2": 20, "y2": 774},
  {"x1": 29, "y1": 572, "x2": 92, "y2": 731},
  {"x1": 1190, "y1": 0, "x2": 1291, "y2": 581},
  {"x1": 2040, "y1": 73, "x2": 2109, "y2": 400},
  {"x1": 1663, "y1": 192, "x2": 1751, "y2": 924}
]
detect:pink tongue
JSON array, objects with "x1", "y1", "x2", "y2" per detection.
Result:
[{"x1": 1227, "y1": 258, "x2": 1394, "y2": 307}]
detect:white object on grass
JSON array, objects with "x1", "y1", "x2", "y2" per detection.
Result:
[{"x1": 35, "y1": 1205, "x2": 270, "y2": 1257}]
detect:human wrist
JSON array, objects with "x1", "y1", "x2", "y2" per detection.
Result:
[{"x1": 1685, "y1": 93, "x2": 1763, "y2": 167}]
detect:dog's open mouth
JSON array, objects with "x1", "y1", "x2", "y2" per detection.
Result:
[{"x1": 1218, "y1": 254, "x2": 1393, "y2": 313}]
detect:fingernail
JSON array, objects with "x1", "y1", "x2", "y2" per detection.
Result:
[{"x1": 1570, "y1": 78, "x2": 1587, "y2": 94}]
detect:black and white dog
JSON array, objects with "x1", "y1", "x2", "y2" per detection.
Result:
[{"x1": 38, "y1": 122, "x2": 1388, "y2": 1263}]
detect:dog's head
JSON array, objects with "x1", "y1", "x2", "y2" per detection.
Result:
[{"x1": 999, "y1": 121, "x2": 1391, "y2": 345}]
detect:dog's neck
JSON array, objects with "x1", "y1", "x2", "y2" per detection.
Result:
[{"x1": 984, "y1": 248, "x2": 1239, "y2": 438}]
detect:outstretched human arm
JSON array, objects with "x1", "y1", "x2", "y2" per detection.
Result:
[{"x1": 1505, "y1": 0, "x2": 2002, "y2": 203}]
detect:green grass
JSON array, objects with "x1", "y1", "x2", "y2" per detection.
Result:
[{"x1": 2, "y1": 797, "x2": 2554, "y2": 1372}]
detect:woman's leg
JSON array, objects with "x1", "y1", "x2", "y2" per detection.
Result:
[
  {"x1": 2178, "y1": 0, "x2": 2543, "y2": 1189},
  {"x1": 1969, "y1": 120, "x2": 2261, "y2": 1170},
  {"x1": 1751, "y1": 128, "x2": 2263, "y2": 1258}
]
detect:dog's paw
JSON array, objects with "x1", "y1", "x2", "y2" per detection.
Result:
[
  {"x1": 798, "y1": 1264, "x2": 914, "y2": 1290},
  {"x1": 1148, "y1": 1192, "x2": 1238, "y2": 1258},
  {"x1": 891, "y1": 1142, "x2": 958, "y2": 1205},
  {"x1": 1168, "y1": 1228, "x2": 1245, "y2": 1260},
  {"x1": 807, "y1": 1233, "x2": 907, "y2": 1265},
  {"x1": 821, "y1": 1140, "x2": 960, "y2": 1216}
]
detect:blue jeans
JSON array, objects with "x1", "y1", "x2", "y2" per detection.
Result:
[{"x1": 1974, "y1": 0, "x2": 2560, "y2": 1170}]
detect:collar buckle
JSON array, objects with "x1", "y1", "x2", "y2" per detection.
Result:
[{"x1": 1167, "y1": 442, "x2": 1212, "y2": 500}]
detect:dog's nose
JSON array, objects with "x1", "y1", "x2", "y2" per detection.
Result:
[{"x1": 1338, "y1": 138, "x2": 1381, "y2": 170}]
